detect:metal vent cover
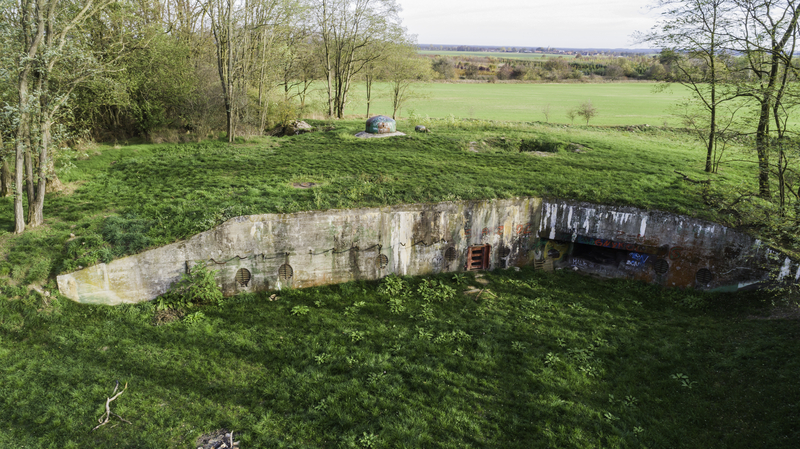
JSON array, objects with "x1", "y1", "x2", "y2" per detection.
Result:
[
  {"x1": 444, "y1": 247, "x2": 457, "y2": 262},
  {"x1": 696, "y1": 268, "x2": 713, "y2": 284},
  {"x1": 278, "y1": 264, "x2": 293, "y2": 280},
  {"x1": 499, "y1": 246, "x2": 511, "y2": 258},
  {"x1": 654, "y1": 259, "x2": 669, "y2": 275},
  {"x1": 377, "y1": 254, "x2": 389, "y2": 269},
  {"x1": 235, "y1": 268, "x2": 251, "y2": 287}
]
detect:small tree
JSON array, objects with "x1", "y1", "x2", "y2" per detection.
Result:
[
  {"x1": 541, "y1": 104, "x2": 552, "y2": 122},
  {"x1": 384, "y1": 44, "x2": 432, "y2": 119},
  {"x1": 566, "y1": 109, "x2": 577, "y2": 125},
  {"x1": 576, "y1": 100, "x2": 597, "y2": 125}
]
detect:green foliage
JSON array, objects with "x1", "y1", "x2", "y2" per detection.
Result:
[
  {"x1": 416, "y1": 278, "x2": 456, "y2": 302},
  {"x1": 291, "y1": 305, "x2": 310, "y2": 316},
  {"x1": 519, "y1": 136, "x2": 565, "y2": 153},
  {"x1": 155, "y1": 264, "x2": 223, "y2": 310},
  {"x1": 100, "y1": 214, "x2": 153, "y2": 257}
]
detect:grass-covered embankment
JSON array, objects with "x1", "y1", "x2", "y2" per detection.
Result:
[
  {"x1": 0, "y1": 120, "x2": 756, "y2": 284},
  {"x1": 1, "y1": 268, "x2": 797, "y2": 447}
]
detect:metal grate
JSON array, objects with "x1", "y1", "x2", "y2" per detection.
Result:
[
  {"x1": 235, "y1": 268, "x2": 251, "y2": 287},
  {"x1": 696, "y1": 268, "x2": 713, "y2": 284},
  {"x1": 377, "y1": 254, "x2": 389, "y2": 269},
  {"x1": 654, "y1": 259, "x2": 669, "y2": 275},
  {"x1": 444, "y1": 247, "x2": 457, "y2": 262},
  {"x1": 278, "y1": 264, "x2": 293, "y2": 280},
  {"x1": 466, "y1": 245, "x2": 491, "y2": 271}
]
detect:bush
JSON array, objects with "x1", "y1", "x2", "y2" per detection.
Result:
[
  {"x1": 155, "y1": 264, "x2": 223, "y2": 310},
  {"x1": 520, "y1": 137, "x2": 565, "y2": 153}
]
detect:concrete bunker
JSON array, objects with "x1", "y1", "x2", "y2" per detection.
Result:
[{"x1": 57, "y1": 197, "x2": 800, "y2": 305}]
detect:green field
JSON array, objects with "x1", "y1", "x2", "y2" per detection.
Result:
[
  {"x1": 344, "y1": 82, "x2": 694, "y2": 126},
  {"x1": 418, "y1": 50, "x2": 571, "y2": 60}
]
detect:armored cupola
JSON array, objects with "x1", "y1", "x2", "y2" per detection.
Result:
[{"x1": 365, "y1": 115, "x2": 396, "y2": 134}]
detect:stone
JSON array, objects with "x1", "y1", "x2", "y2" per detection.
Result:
[{"x1": 365, "y1": 115, "x2": 396, "y2": 134}]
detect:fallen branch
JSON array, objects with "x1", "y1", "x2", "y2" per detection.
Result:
[
  {"x1": 91, "y1": 380, "x2": 131, "y2": 432},
  {"x1": 674, "y1": 170, "x2": 711, "y2": 185}
]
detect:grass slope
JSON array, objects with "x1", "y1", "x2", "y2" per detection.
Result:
[
  {"x1": 1, "y1": 269, "x2": 797, "y2": 448},
  {"x1": 0, "y1": 121, "x2": 755, "y2": 282}
]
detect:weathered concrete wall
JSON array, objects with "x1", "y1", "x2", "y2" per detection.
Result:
[
  {"x1": 58, "y1": 198, "x2": 542, "y2": 305},
  {"x1": 57, "y1": 196, "x2": 800, "y2": 305},
  {"x1": 538, "y1": 199, "x2": 800, "y2": 291}
]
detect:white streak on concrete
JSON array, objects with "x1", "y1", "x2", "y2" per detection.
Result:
[
  {"x1": 549, "y1": 203, "x2": 558, "y2": 239},
  {"x1": 779, "y1": 257, "x2": 792, "y2": 280},
  {"x1": 566, "y1": 207, "x2": 573, "y2": 229},
  {"x1": 639, "y1": 216, "x2": 647, "y2": 237}
]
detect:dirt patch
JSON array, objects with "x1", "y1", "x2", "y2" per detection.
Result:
[
  {"x1": 354, "y1": 131, "x2": 406, "y2": 138},
  {"x1": 54, "y1": 180, "x2": 86, "y2": 195},
  {"x1": 153, "y1": 309, "x2": 185, "y2": 326},
  {"x1": 196, "y1": 429, "x2": 240, "y2": 449},
  {"x1": 522, "y1": 151, "x2": 557, "y2": 157},
  {"x1": 292, "y1": 182, "x2": 318, "y2": 189}
]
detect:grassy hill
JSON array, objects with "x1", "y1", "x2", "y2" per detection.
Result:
[
  {"x1": 0, "y1": 120, "x2": 758, "y2": 284},
  {"x1": 1, "y1": 118, "x2": 797, "y2": 448}
]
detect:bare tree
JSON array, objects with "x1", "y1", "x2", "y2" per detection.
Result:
[
  {"x1": 205, "y1": 0, "x2": 293, "y2": 142},
  {"x1": 541, "y1": 103, "x2": 552, "y2": 122},
  {"x1": 639, "y1": 0, "x2": 737, "y2": 173},
  {"x1": 384, "y1": 43, "x2": 431, "y2": 119},
  {"x1": 566, "y1": 108, "x2": 577, "y2": 125},
  {"x1": 576, "y1": 100, "x2": 598, "y2": 125},
  {"x1": 726, "y1": 0, "x2": 800, "y2": 198},
  {"x1": 312, "y1": 0, "x2": 405, "y2": 118}
]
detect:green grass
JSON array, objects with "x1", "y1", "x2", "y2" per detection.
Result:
[
  {"x1": 0, "y1": 120, "x2": 761, "y2": 282},
  {"x1": 418, "y1": 50, "x2": 572, "y2": 60},
  {"x1": 344, "y1": 82, "x2": 695, "y2": 126},
  {"x1": 1, "y1": 268, "x2": 797, "y2": 447}
]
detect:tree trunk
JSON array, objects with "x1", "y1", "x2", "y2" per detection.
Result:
[
  {"x1": 24, "y1": 132, "x2": 36, "y2": 224},
  {"x1": 755, "y1": 98, "x2": 771, "y2": 199},
  {"x1": 0, "y1": 159, "x2": 11, "y2": 198}
]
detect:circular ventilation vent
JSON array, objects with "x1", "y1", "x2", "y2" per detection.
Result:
[
  {"x1": 696, "y1": 268, "x2": 714, "y2": 284},
  {"x1": 499, "y1": 247, "x2": 511, "y2": 258},
  {"x1": 235, "y1": 268, "x2": 251, "y2": 287},
  {"x1": 444, "y1": 247, "x2": 457, "y2": 262},
  {"x1": 377, "y1": 254, "x2": 389, "y2": 269},
  {"x1": 278, "y1": 264, "x2": 293, "y2": 280},
  {"x1": 547, "y1": 249, "x2": 561, "y2": 259},
  {"x1": 654, "y1": 259, "x2": 669, "y2": 275}
]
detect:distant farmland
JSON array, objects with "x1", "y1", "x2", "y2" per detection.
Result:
[
  {"x1": 344, "y1": 82, "x2": 692, "y2": 126},
  {"x1": 418, "y1": 50, "x2": 571, "y2": 60}
]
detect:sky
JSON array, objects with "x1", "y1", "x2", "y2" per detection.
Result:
[{"x1": 397, "y1": 0, "x2": 661, "y2": 49}]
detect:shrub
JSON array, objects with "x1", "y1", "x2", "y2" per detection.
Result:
[
  {"x1": 520, "y1": 137, "x2": 565, "y2": 153},
  {"x1": 155, "y1": 264, "x2": 223, "y2": 310}
]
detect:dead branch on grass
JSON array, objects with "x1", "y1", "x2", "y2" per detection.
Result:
[
  {"x1": 674, "y1": 170, "x2": 711, "y2": 184},
  {"x1": 91, "y1": 380, "x2": 131, "y2": 431}
]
